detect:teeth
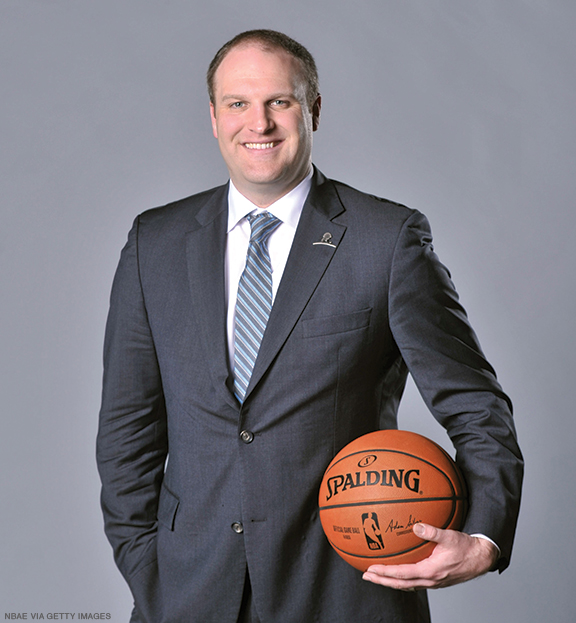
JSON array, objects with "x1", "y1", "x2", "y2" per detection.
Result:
[{"x1": 245, "y1": 142, "x2": 276, "y2": 150}]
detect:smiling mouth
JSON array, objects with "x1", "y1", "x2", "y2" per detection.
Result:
[{"x1": 244, "y1": 141, "x2": 280, "y2": 150}]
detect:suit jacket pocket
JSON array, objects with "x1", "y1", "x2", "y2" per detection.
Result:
[
  {"x1": 300, "y1": 308, "x2": 372, "y2": 338},
  {"x1": 157, "y1": 483, "x2": 179, "y2": 531}
]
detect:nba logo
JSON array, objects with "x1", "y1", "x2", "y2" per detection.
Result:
[{"x1": 362, "y1": 512, "x2": 385, "y2": 550}]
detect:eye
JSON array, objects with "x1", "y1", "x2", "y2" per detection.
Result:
[
  {"x1": 271, "y1": 99, "x2": 288, "y2": 107},
  {"x1": 230, "y1": 101, "x2": 245, "y2": 109}
]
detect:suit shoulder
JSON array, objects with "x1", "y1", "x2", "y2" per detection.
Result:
[
  {"x1": 137, "y1": 183, "x2": 227, "y2": 228},
  {"x1": 328, "y1": 178, "x2": 418, "y2": 223}
]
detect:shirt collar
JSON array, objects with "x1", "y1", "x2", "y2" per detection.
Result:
[{"x1": 226, "y1": 168, "x2": 313, "y2": 233}]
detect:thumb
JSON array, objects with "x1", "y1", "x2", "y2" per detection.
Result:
[{"x1": 413, "y1": 522, "x2": 444, "y2": 543}]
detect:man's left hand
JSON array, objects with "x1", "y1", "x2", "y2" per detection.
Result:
[{"x1": 362, "y1": 523, "x2": 499, "y2": 591}]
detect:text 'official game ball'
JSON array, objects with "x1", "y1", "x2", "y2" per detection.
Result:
[{"x1": 318, "y1": 429, "x2": 467, "y2": 571}]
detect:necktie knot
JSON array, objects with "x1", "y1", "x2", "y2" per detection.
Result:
[{"x1": 247, "y1": 212, "x2": 281, "y2": 247}]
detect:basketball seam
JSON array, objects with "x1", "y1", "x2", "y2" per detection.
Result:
[{"x1": 318, "y1": 495, "x2": 466, "y2": 511}]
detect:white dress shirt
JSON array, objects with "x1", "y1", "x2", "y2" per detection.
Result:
[{"x1": 225, "y1": 169, "x2": 313, "y2": 363}]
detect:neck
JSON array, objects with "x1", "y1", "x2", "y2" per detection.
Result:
[{"x1": 231, "y1": 166, "x2": 312, "y2": 208}]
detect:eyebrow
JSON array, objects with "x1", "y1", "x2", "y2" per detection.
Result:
[{"x1": 220, "y1": 92, "x2": 297, "y2": 102}]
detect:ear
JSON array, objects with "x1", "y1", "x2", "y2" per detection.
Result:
[
  {"x1": 210, "y1": 102, "x2": 218, "y2": 139},
  {"x1": 312, "y1": 94, "x2": 321, "y2": 132}
]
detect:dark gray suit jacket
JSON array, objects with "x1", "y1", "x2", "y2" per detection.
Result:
[{"x1": 97, "y1": 168, "x2": 523, "y2": 622}]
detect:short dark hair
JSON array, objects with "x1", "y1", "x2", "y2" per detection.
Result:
[{"x1": 207, "y1": 29, "x2": 319, "y2": 110}]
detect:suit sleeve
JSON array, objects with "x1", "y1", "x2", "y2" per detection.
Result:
[
  {"x1": 388, "y1": 210, "x2": 523, "y2": 571},
  {"x1": 96, "y1": 217, "x2": 167, "y2": 619}
]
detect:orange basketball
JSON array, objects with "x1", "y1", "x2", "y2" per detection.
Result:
[{"x1": 318, "y1": 429, "x2": 467, "y2": 571}]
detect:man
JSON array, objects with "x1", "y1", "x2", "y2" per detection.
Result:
[{"x1": 97, "y1": 30, "x2": 523, "y2": 622}]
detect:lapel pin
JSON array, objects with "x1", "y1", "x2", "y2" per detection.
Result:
[{"x1": 313, "y1": 232, "x2": 337, "y2": 248}]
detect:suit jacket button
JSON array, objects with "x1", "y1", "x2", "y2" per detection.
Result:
[
  {"x1": 240, "y1": 430, "x2": 254, "y2": 444},
  {"x1": 231, "y1": 522, "x2": 244, "y2": 534}
]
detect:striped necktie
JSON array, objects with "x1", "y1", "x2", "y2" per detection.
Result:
[{"x1": 233, "y1": 212, "x2": 282, "y2": 403}]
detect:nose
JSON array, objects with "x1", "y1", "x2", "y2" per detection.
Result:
[{"x1": 248, "y1": 103, "x2": 274, "y2": 134}]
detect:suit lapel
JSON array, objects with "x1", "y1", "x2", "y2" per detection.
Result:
[
  {"x1": 185, "y1": 184, "x2": 238, "y2": 411},
  {"x1": 245, "y1": 171, "x2": 347, "y2": 400}
]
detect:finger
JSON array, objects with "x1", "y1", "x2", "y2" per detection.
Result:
[
  {"x1": 413, "y1": 522, "x2": 444, "y2": 543},
  {"x1": 365, "y1": 563, "x2": 425, "y2": 580},
  {"x1": 362, "y1": 569, "x2": 431, "y2": 591}
]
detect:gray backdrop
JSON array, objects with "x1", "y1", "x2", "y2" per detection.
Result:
[{"x1": 1, "y1": 0, "x2": 574, "y2": 621}]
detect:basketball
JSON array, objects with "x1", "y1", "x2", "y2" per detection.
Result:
[{"x1": 318, "y1": 429, "x2": 467, "y2": 571}]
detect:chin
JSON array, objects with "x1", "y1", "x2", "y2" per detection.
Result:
[{"x1": 243, "y1": 169, "x2": 287, "y2": 186}]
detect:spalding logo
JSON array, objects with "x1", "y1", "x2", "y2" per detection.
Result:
[
  {"x1": 324, "y1": 469, "x2": 420, "y2": 501},
  {"x1": 358, "y1": 454, "x2": 377, "y2": 468}
]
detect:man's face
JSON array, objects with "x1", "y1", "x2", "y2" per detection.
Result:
[{"x1": 210, "y1": 44, "x2": 321, "y2": 206}]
